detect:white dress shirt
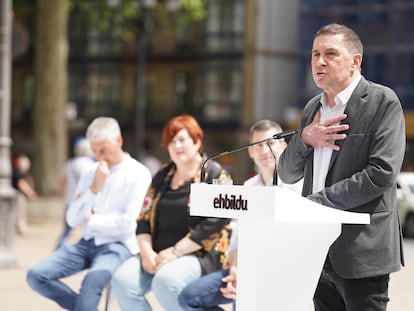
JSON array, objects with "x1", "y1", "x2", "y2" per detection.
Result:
[
  {"x1": 62, "y1": 156, "x2": 95, "y2": 205},
  {"x1": 244, "y1": 173, "x2": 303, "y2": 194},
  {"x1": 313, "y1": 75, "x2": 362, "y2": 194},
  {"x1": 66, "y1": 153, "x2": 152, "y2": 254}
]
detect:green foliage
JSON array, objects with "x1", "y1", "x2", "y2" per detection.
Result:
[
  {"x1": 180, "y1": 0, "x2": 206, "y2": 20},
  {"x1": 13, "y1": 0, "x2": 206, "y2": 43},
  {"x1": 13, "y1": 0, "x2": 36, "y2": 22},
  {"x1": 68, "y1": 0, "x2": 206, "y2": 42},
  {"x1": 70, "y1": 0, "x2": 136, "y2": 32}
]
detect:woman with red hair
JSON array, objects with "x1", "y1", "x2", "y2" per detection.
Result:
[{"x1": 112, "y1": 115, "x2": 232, "y2": 311}]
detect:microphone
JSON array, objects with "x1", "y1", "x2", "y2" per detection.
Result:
[
  {"x1": 272, "y1": 129, "x2": 298, "y2": 140},
  {"x1": 200, "y1": 128, "x2": 298, "y2": 183}
]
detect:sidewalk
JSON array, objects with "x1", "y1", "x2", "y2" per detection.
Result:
[
  {"x1": 0, "y1": 197, "x2": 229, "y2": 311},
  {"x1": 1, "y1": 197, "x2": 412, "y2": 310},
  {"x1": 0, "y1": 197, "x2": 165, "y2": 311}
]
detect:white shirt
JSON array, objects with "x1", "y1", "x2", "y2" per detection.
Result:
[
  {"x1": 62, "y1": 156, "x2": 95, "y2": 205},
  {"x1": 243, "y1": 173, "x2": 272, "y2": 187},
  {"x1": 244, "y1": 173, "x2": 303, "y2": 194},
  {"x1": 66, "y1": 154, "x2": 152, "y2": 254},
  {"x1": 312, "y1": 75, "x2": 362, "y2": 194}
]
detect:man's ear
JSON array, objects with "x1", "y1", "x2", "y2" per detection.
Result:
[
  {"x1": 352, "y1": 53, "x2": 362, "y2": 71},
  {"x1": 247, "y1": 146, "x2": 254, "y2": 159},
  {"x1": 116, "y1": 136, "x2": 123, "y2": 146}
]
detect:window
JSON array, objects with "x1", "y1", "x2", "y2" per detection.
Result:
[
  {"x1": 195, "y1": 61, "x2": 242, "y2": 123},
  {"x1": 204, "y1": 0, "x2": 244, "y2": 52},
  {"x1": 69, "y1": 63, "x2": 121, "y2": 120}
]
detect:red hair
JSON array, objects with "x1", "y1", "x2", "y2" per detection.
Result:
[{"x1": 162, "y1": 115, "x2": 204, "y2": 152}]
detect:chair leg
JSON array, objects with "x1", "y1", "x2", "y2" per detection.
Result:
[{"x1": 105, "y1": 284, "x2": 111, "y2": 311}]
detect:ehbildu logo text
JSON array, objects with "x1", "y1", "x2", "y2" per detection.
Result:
[{"x1": 213, "y1": 194, "x2": 248, "y2": 210}]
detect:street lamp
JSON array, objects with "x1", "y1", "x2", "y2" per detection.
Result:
[
  {"x1": 0, "y1": 0, "x2": 16, "y2": 268},
  {"x1": 135, "y1": 0, "x2": 154, "y2": 161}
]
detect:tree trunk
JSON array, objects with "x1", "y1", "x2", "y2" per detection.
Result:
[{"x1": 33, "y1": 0, "x2": 68, "y2": 195}]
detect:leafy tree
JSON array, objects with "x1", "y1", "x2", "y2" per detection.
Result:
[{"x1": 13, "y1": 0, "x2": 206, "y2": 195}]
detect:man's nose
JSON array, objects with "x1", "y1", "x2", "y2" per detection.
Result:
[
  {"x1": 257, "y1": 143, "x2": 270, "y2": 151},
  {"x1": 316, "y1": 55, "x2": 326, "y2": 65}
]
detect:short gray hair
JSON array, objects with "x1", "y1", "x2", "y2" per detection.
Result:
[
  {"x1": 86, "y1": 117, "x2": 121, "y2": 143},
  {"x1": 74, "y1": 138, "x2": 93, "y2": 157},
  {"x1": 315, "y1": 23, "x2": 363, "y2": 56}
]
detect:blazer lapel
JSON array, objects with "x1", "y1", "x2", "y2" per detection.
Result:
[
  {"x1": 328, "y1": 77, "x2": 369, "y2": 171},
  {"x1": 302, "y1": 99, "x2": 322, "y2": 195}
]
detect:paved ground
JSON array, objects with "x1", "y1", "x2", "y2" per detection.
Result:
[
  {"x1": 0, "y1": 218, "x2": 169, "y2": 311},
  {"x1": 0, "y1": 197, "x2": 413, "y2": 310},
  {"x1": 0, "y1": 197, "x2": 230, "y2": 311}
]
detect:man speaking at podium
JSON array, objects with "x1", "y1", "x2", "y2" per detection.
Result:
[{"x1": 278, "y1": 23, "x2": 405, "y2": 311}]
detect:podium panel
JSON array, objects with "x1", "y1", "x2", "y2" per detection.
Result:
[
  {"x1": 237, "y1": 219, "x2": 339, "y2": 310},
  {"x1": 190, "y1": 183, "x2": 370, "y2": 224},
  {"x1": 189, "y1": 183, "x2": 370, "y2": 310}
]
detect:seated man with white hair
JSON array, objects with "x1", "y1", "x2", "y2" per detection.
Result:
[{"x1": 26, "y1": 117, "x2": 152, "y2": 311}]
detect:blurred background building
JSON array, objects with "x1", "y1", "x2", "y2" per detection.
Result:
[{"x1": 9, "y1": 0, "x2": 414, "y2": 184}]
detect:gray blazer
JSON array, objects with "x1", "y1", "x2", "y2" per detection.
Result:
[{"x1": 279, "y1": 77, "x2": 406, "y2": 279}]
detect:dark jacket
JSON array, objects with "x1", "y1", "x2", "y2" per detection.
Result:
[
  {"x1": 137, "y1": 157, "x2": 232, "y2": 275},
  {"x1": 279, "y1": 77, "x2": 406, "y2": 278}
]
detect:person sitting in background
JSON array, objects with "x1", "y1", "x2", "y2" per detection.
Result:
[
  {"x1": 142, "y1": 140, "x2": 162, "y2": 177},
  {"x1": 55, "y1": 137, "x2": 95, "y2": 249},
  {"x1": 178, "y1": 119, "x2": 303, "y2": 310},
  {"x1": 26, "y1": 117, "x2": 152, "y2": 311},
  {"x1": 12, "y1": 152, "x2": 38, "y2": 235},
  {"x1": 111, "y1": 114, "x2": 233, "y2": 311}
]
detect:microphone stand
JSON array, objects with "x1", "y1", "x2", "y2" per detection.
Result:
[
  {"x1": 200, "y1": 128, "x2": 298, "y2": 183},
  {"x1": 266, "y1": 141, "x2": 278, "y2": 186}
]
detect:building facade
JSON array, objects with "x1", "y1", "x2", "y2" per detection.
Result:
[
  {"x1": 10, "y1": 0, "x2": 413, "y2": 185},
  {"x1": 11, "y1": 0, "x2": 301, "y2": 183}
]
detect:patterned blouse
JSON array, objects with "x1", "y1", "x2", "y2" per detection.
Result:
[{"x1": 136, "y1": 156, "x2": 232, "y2": 275}]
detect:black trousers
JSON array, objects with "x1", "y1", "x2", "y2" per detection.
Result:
[{"x1": 313, "y1": 258, "x2": 390, "y2": 311}]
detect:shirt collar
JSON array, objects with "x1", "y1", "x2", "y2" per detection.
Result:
[
  {"x1": 320, "y1": 74, "x2": 362, "y2": 109},
  {"x1": 110, "y1": 152, "x2": 129, "y2": 171}
]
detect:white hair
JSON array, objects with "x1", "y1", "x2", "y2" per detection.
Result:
[
  {"x1": 86, "y1": 117, "x2": 121, "y2": 143},
  {"x1": 74, "y1": 138, "x2": 93, "y2": 157}
]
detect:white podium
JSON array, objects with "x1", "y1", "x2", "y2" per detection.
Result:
[{"x1": 190, "y1": 183, "x2": 370, "y2": 311}]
